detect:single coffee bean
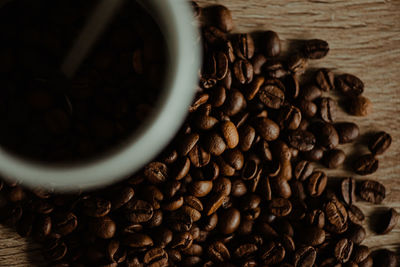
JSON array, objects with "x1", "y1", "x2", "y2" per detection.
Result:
[
  {"x1": 311, "y1": 122, "x2": 339, "y2": 149},
  {"x1": 144, "y1": 161, "x2": 169, "y2": 184},
  {"x1": 335, "y1": 238, "x2": 353, "y2": 263},
  {"x1": 190, "y1": 180, "x2": 213, "y2": 198},
  {"x1": 335, "y1": 74, "x2": 364, "y2": 96},
  {"x1": 106, "y1": 240, "x2": 126, "y2": 264},
  {"x1": 301, "y1": 85, "x2": 322, "y2": 101},
  {"x1": 233, "y1": 33, "x2": 255, "y2": 60},
  {"x1": 245, "y1": 75, "x2": 264, "y2": 100},
  {"x1": 348, "y1": 96, "x2": 372, "y2": 116},
  {"x1": 269, "y1": 198, "x2": 292, "y2": 217},
  {"x1": 259, "y1": 241, "x2": 285, "y2": 265},
  {"x1": 233, "y1": 59, "x2": 254, "y2": 84},
  {"x1": 372, "y1": 249, "x2": 398, "y2": 267},
  {"x1": 287, "y1": 54, "x2": 308, "y2": 74},
  {"x1": 335, "y1": 122, "x2": 360, "y2": 144},
  {"x1": 43, "y1": 240, "x2": 68, "y2": 262},
  {"x1": 252, "y1": 54, "x2": 268, "y2": 75},
  {"x1": 293, "y1": 246, "x2": 316, "y2": 267},
  {"x1": 124, "y1": 199, "x2": 154, "y2": 223},
  {"x1": 170, "y1": 231, "x2": 194, "y2": 250},
  {"x1": 91, "y1": 216, "x2": 116, "y2": 239},
  {"x1": 218, "y1": 207, "x2": 241, "y2": 234},
  {"x1": 206, "y1": 5, "x2": 233, "y2": 32},
  {"x1": 325, "y1": 196, "x2": 348, "y2": 233},
  {"x1": 258, "y1": 81, "x2": 285, "y2": 109},
  {"x1": 288, "y1": 129, "x2": 316, "y2": 152},
  {"x1": 182, "y1": 243, "x2": 203, "y2": 256},
  {"x1": 319, "y1": 97, "x2": 337, "y2": 123},
  {"x1": 303, "y1": 39, "x2": 329, "y2": 59},
  {"x1": 188, "y1": 144, "x2": 210, "y2": 168},
  {"x1": 153, "y1": 227, "x2": 173, "y2": 248},
  {"x1": 123, "y1": 233, "x2": 153, "y2": 249},
  {"x1": 33, "y1": 215, "x2": 52, "y2": 241},
  {"x1": 213, "y1": 177, "x2": 232, "y2": 196},
  {"x1": 306, "y1": 209, "x2": 325, "y2": 228},
  {"x1": 307, "y1": 171, "x2": 328, "y2": 197},
  {"x1": 277, "y1": 105, "x2": 302, "y2": 130},
  {"x1": 315, "y1": 68, "x2": 335, "y2": 91},
  {"x1": 352, "y1": 245, "x2": 370, "y2": 263},
  {"x1": 346, "y1": 224, "x2": 366, "y2": 244},
  {"x1": 52, "y1": 212, "x2": 78, "y2": 236},
  {"x1": 143, "y1": 247, "x2": 169, "y2": 266},
  {"x1": 207, "y1": 241, "x2": 230, "y2": 262},
  {"x1": 263, "y1": 60, "x2": 287, "y2": 78},
  {"x1": 222, "y1": 89, "x2": 247, "y2": 116},
  {"x1": 290, "y1": 180, "x2": 307, "y2": 200},
  {"x1": 82, "y1": 197, "x2": 111, "y2": 218},
  {"x1": 324, "y1": 149, "x2": 346, "y2": 168},
  {"x1": 341, "y1": 177, "x2": 356, "y2": 205},
  {"x1": 261, "y1": 31, "x2": 281, "y2": 57},
  {"x1": 348, "y1": 205, "x2": 365, "y2": 225},
  {"x1": 234, "y1": 243, "x2": 258, "y2": 259},
  {"x1": 294, "y1": 160, "x2": 314, "y2": 181},
  {"x1": 220, "y1": 121, "x2": 240, "y2": 149},
  {"x1": 203, "y1": 132, "x2": 227, "y2": 156},
  {"x1": 254, "y1": 117, "x2": 280, "y2": 141},
  {"x1": 353, "y1": 154, "x2": 378, "y2": 175},
  {"x1": 368, "y1": 131, "x2": 392, "y2": 155},
  {"x1": 298, "y1": 99, "x2": 317, "y2": 118},
  {"x1": 359, "y1": 180, "x2": 386, "y2": 204},
  {"x1": 376, "y1": 208, "x2": 399, "y2": 234},
  {"x1": 162, "y1": 196, "x2": 184, "y2": 211},
  {"x1": 298, "y1": 226, "x2": 326, "y2": 246}
]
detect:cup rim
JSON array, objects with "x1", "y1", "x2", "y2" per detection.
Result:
[{"x1": 0, "y1": 0, "x2": 200, "y2": 191}]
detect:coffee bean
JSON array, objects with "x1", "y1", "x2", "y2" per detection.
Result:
[
  {"x1": 294, "y1": 246, "x2": 316, "y2": 267},
  {"x1": 293, "y1": 160, "x2": 314, "y2": 181},
  {"x1": 234, "y1": 243, "x2": 258, "y2": 259},
  {"x1": 259, "y1": 30, "x2": 280, "y2": 57},
  {"x1": 335, "y1": 74, "x2": 364, "y2": 96},
  {"x1": 269, "y1": 198, "x2": 292, "y2": 217},
  {"x1": 162, "y1": 195, "x2": 184, "y2": 211},
  {"x1": 52, "y1": 212, "x2": 78, "y2": 236},
  {"x1": 206, "y1": 5, "x2": 233, "y2": 32},
  {"x1": 298, "y1": 99, "x2": 317, "y2": 118},
  {"x1": 324, "y1": 149, "x2": 346, "y2": 169},
  {"x1": 348, "y1": 205, "x2": 365, "y2": 225},
  {"x1": 277, "y1": 105, "x2": 302, "y2": 130},
  {"x1": 341, "y1": 177, "x2": 356, "y2": 205},
  {"x1": 233, "y1": 33, "x2": 255, "y2": 60},
  {"x1": 263, "y1": 60, "x2": 287, "y2": 78},
  {"x1": 290, "y1": 180, "x2": 307, "y2": 200},
  {"x1": 372, "y1": 249, "x2": 398, "y2": 267},
  {"x1": 254, "y1": 117, "x2": 280, "y2": 141},
  {"x1": 287, "y1": 54, "x2": 308, "y2": 74},
  {"x1": 190, "y1": 180, "x2": 213, "y2": 198},
  {"x1": 325, "y1": 196, "x2": 348, "y2": 233},
  {"x1": 335, "y1": 122, "x2": 360, "y2": 144},
  {"x1": 218, "y1": 207, "x2": 241, "y2": 234},
  {"x1": 259, "y1": 241, "x2": 285, "y2": 265},
  {"x1": 348, "y1": 96, "x2": 372, "y2": 116},
  {"x1": 91, "y1": 216, "x2": 116, "y2": 239},
  {"x1": 287, "y1": 129, "x2": 316, "y2": 152},
  {"x1": 222, "y1": 89, "x2": 247, "y2": 116},
  {"x1": 203, "y1": 132, "x2": 227, "y2": 156},
  {"x1": 352, "y1": 245, "x2": 370, "y2": 263},
  {"x1": 298, "y1": 226, "x2": 326, "y2": 246},
  {"x1": 319, "y1": 97, "x2": 337, "y2": 123},
  {"x1": 315, "y1": 68, "x2": 335, "y2": 91},
  {"x1": 346, "y1": 224, "x2": 366, "y2": 244},
  {"x1": 245, "y1": 75, "x2": 264, "y2": 100},
  {"x1": 301, "y1": 85, "x2": 322, "y2": 101},
  {"x1": 143, "y1": 247, "x2": 168, "y2": 266},
  {"x1": 106, "y1": 240, "x2": 126, "y2": 264},
  {"x1": 306, "y1": 209, "x2": 325, "y2": 228},
  {"x1": 376, "y1": 208, "x2": 399, "y2": 234},
  {"x1": 311, "y1": 122, "x2": 339, "y2": 149},
  {"x1": 368, "y1": 131, "x2": 392, "y2": 155},
  {"x1": 144, "y1": 161, "x2": 169, "y2": 184},
  {"x1": 123, "y1": 233, "x2": 153, "y2": 248},
  {"x1": 33, "y1": 215, "x2": 52, "y2": 241},
  {"x1": 124, "y1": 199, "x2": 154, "y2": 223},
  {"x1": 335, "y1": 238, "x2": 353, "y2": 263},
  {"x1": 43, "y1": 240, "x2": 68, "y2": 262},
  {"x1": 306, "y1": 171, "x2": 328, "y2": 197},
  {"x1": 207, "y1": 241, "x2": 230, "y2": 262},
  {"x1": 303, "y1": 39, "x2": 329, "y2": 59},
  {"x1": 359, "y1": 180, "x2": 386, "y2": 204},
  {"x1": 82, "y1": 197, "x2": 111, "y2": 218},
  {"x1": 353, "y1": 154, "x2": 378, "y2": 175}
]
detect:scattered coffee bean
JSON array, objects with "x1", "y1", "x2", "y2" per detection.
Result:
[
  {"x1": 341, "y1": 177, "x2": 356, "y2": 205},
  {"x1": 348, "y1": 96, "x2": 372, "y2": 116},
  {"x1": 353, "y1": 154, "x2": 379, "y2": 175},
  {"x1": 335, "y1": 74, "x2": 364, "y2": 96},
  {"x1": 303, "y1": 39, "x2": 329, "y2": 59},
  {"x1": 376, "y1": 208, "x2": 399, "y2": 234},
  {"x1": 368, "y1": 131, "x2": 392, "y2": 155},
  {"x1": 315, "y1": 68, "x2": 335, "y2": 91},
  {"x1": 261, "y1": 31, "x2": 281, "y2": 57},
  {"x1": 359, "y1": 180, "x2": 386, "y2": 204},
  {"x1": 319, "y1": 97, "x2": 337, "y2": 123},
  {"x1": 335, "y1": 122, "x2": 360, "y2": 144},
  {"x1": 325, "y1": 149, "x2": 346, "y2": 168}
]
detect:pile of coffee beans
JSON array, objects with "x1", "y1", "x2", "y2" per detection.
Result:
[
  {"x1": 0, "y1": 2, "x2": 398, "y2": 267},
  {"x1": 0, "y1": 0, "x2": 166, "y2": 162}
]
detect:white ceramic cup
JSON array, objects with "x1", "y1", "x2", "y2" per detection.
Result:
[{"x1": 0, "y1": 0, "x2": 200, "y2": 191}]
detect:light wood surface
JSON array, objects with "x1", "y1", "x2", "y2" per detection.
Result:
[{"x1": 0, "y1": 0, "x2": 399, "y2": 266}]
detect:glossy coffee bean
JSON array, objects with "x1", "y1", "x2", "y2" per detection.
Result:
[
  {"x1": 335, "y1": 122, "x2": 360, "y2": 144},
  {"x1": 368, "y1": 131, "x2": 392, "y2": 155}
]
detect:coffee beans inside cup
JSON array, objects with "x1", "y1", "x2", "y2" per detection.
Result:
[{"x1": 0, "y1": 1, "x2": 398, "y2": 266}]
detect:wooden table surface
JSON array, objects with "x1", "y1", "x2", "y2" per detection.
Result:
[{"x1": 1, "y1": 0, "x2": 399, "y2": 266}]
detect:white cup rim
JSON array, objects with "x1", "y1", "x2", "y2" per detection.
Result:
[{"x1": 0, "y1": 0, "x2": 200, "y2": 191}]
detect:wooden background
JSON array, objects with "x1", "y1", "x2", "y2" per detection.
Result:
[{"x1": 0, "y1": 0, "x2": 399, "y2": 265}]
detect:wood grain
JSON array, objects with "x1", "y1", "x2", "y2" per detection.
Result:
[{"x1": 0, "y1": 0, "x2": 399, "y2": 266}]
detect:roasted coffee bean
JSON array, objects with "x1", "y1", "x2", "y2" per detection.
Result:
[
  {"x1": 124, "y1": 199, "x2": 154, "y2": 223},
  {"x1": 353, "y1": 154, "x2": 378, "y2": 175},
  {"x1": 91, "y1": 216, "x2": 116, "y2": 239},
  {"x1": 376, "y1": 208, "x2": 399, "y2": 234},
  {"x1": 220, "y1": 121, "x2": 240, "y2": 149},
  {"x1": 348, "y1": 96, "x2": 372, "y2": 116},
  {"x1": 205, "y1": 5, "x2": 233, "y2": 32},
  {"x1": 43, "y1": 240, "x2": 68, "y2": 262},
  {"x1": 106, "y1": 240, "x2": 126, "y2": 263},
  {"x1": 335, "y1": 122, "x2": 360, "y2": 144},
  {"x1": 303, "y1": 39, "x2": 329, "y2": 59},
  {"x1": 146, "y1": 209, "x2": 163, "y2": 227},
  {"x1": 52, "y1": 212, "x2": 78, "y2": 236},
  {"x1": 290, "y1": 180, "x2": 306, "y2": 200},
  {"x1": 352, "y1": 245, "x2": 370, "y2": 263},
  {"x1": 259, "y1": 241, "x2": 285, "y2": 265},
  {"x1": 302, "y1": 146, "x2": 325, "y2": 162},
  {"x1": 254, "y1": 117, "x2": 280, "y2": 141},
  {"x1": 190, "y1": 93, "x2": 209, "y2": 113},
  {"x1": 233, "y1": 33, "x2": 255, "y2": 60},
  {"x1": 372, "y1": 249, "x2": 398, "y2": 267},
  {"x1": 178, "y1": 134, "x2": 200, "y2": 157},
  {"x1": 215, "y1": 52, "x2": 229, "y2": 80},
  {"x1": 269, "y1": 198, "x2": 292, "y2": 217},
  {"x1": 203, "y1": 132, "x2": 227, "y2": 156},
  {"x1": 233, "y1": 59, "x2": 254, "y2": 84},
  {"x1": 298, "y1": 99, "x2": 317, "y2": 118},
  {"x1": 277, "y1": 105, "x2": 302, "y2": 130},
  {"x1": 263, "y1": 60, "x2": 287, "y2": 78},
  {"x1": 307, "y1": 171, "x2": 328, "y2": 197},
  {"x1": 294, "y1": 160, "x2": 314, "y2": 181},
  {"x1": 33, "y1": 215, "x2": 52, "y2": 241},
  {"x1": 203, "y1": 26, "x2": 227, "y2": 45},
  {"x1": 325, "y1": 196, "x2": 348, "y2": 233},
  {"x1": 210, "y1": 86, "x2": 226, "y2": 107},
  {"x1": 287, "y1": 130, "x2": 316, "y2": 152},
  {"x1": 306, "y1": 209, "x2": 325, "y2": 228},
  {"x1": 298, "y1": 226, "x2": 326, "y2": 246},
  {"x1": 218, "y1": 207, "x2": 241, "y2": 234},
  {"x1": 368, "y1": 131, "x2": 392, "y2": 155},
  {"x1": 287, "y1": 54, "x2": 308, "y2": 74},
  {"x1": 123, "y1": 233, "x2": 153, "y2": 249},
  {"x1": 315, "y1": 68, "x2": 335, "y2": 91},
  {"x1": 143, "y1": 247, "x2": 168, "y2": 267},
  {"x1": 234, "y1": 243, "x2": 258, "y2": 258},
  {"x1": 261, "y1": 31, "x2": 281, "y2": 57},
  {"x1": 348, "y1": 205, "x2": 365, "y2": 225},
  {"x1": 319, "y1": 97, "x2": 337, "y2": 123},
  {"x1": 341, "y1": 177, "x2": 356, "y2": 205},
  {"x1": 162, "y1": 196, "x2": 184, "y2": 211},
  {"x1": 301, "y1": 85, "x2": 322, "y2": 101},
  {"x1": 109, "y1": 186, "x2": 135, "y2": 210},
  {"x1": 311, "y1": 122, "x2": 339, "y2": 149},
  {"x1": 207, "y1": 241, "x2": 230, "y2": 262},
  {"x1": 222, "y1": 89, "x2": 247, "y2": 116},
  {"x1": 324, "y1": 149, "x2": 345, "y2": 168},
  {"x1": 335, "y1": 74, "x2": 364, "y2": 96},
  {"x1": 294, "y1": 246, "x2": 316, "y2": 267},
  {"x1": 346, "y1": 224, "x2": 366, "y2": 244},
  {"x1": 335, "y1": 238, "x2": 354, "y2": 263},
  {"x1": 238, "y1": 124, "x2": 256, "y2": 152},
  {"x1": 252, "y1": 54, "x2": 268, "y2": 75},
  {"x1": 359, "y1": 180, "x2": 385, "y2": 204},
  {"x1": 245, "y1": 76, "x2": 264, "y2": 100},
  {"x1": 144, "y1": 162, "x2": 168, "y2": 184},
  {"x1": 82, "y1": 197, "x2": 111, "y2": 218}
]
